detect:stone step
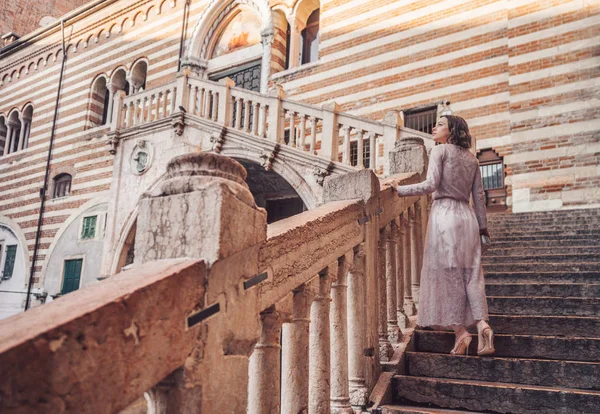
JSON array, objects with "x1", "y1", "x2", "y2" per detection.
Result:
[
  {"x1": 488, "y1": 209, "x2": 600, "y2": 221},
  {"x1": 490, "y1": 225, "x2": 600, "y2": 235},
  {"x1": 489, "y1": 238, "x2": 600, "y2": 248},
  {"x1": 382, "y1": 405, "x2": 483, "y2": 414},
  {"x1": 489, "y1": 314, "x2": 600, "y2": 337},
  {"x1": 415, "y1": 331, "x2": 599, "y2": 362},
  {"x1": 406, "y1": 352, "x2": 600, "y2": 391},
  {"x1": 483, "y1": 253, "x2": 600, "y2": 264},
  {"x1": 489, "y1": 217, "x2": 600, "y2": 226},
  {"x1": 488, "y1": 296, "x2": 600, "y2": 317},
  {"x1": 485, "y1": 271, "x2": 600, "y2": 284},
  {"x1": 490, "y1": 235, "x2": 600, "y2": 243},
  {"x1": 490, "y1": 229, "x2": 597, "y2": 238},
  {"x1": 483, "y1": 262, "x2": 600, "y2": 273},
  {"x1": 486, "y1": 246, "x2": 600, "y2": 256},
  {"x1": 486, "y1": 283, "x2": 600, "y2": 298},
  {"x1": 393, "y1": 375, "x2": 600, "y2": 414}
]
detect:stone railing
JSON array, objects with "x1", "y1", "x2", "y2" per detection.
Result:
[
  {"x1": 0, "y1": 139, "x2": 430, "y2": 413},
  {"x1": 109, "y1": 71, "x2": 433, "y2": 175}
]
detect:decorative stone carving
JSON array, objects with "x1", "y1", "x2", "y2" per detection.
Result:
[
  {"x1": 130, "y1": 139, "x2": 153, "y2": 175},
  {"x1": 107, "y1": 132, "x2": 120, "y2": 155},
  {"x1": 260, "y1": 144, "x2": 279, "y2": 171},
  {"x1": 389, "y1": 136, "x2": 428, "y2": 179},
  {"x1": 210, "y1": 130, "x2": 225, "y2": 153},
  {"x1": 171, "y1": 107, "x2": 186, "y2": 136},
  {"x1": 312, "y1": 164, "x2": 332, "y2": 186}
]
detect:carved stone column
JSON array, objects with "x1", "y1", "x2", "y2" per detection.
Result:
[
  {"x1": 378, "y1": 229, "x2": 393, "y2": 361},
  {"x1": 260, "y1": 29, "x2": 274, "y2": 94},
  {"x1": 402, "y1": 212, "x2": 416, "y2": 316},
  {"x1": 394, "y1": 217, "x2": 408, "y2": 329},
  {"x1": 248, "y1": 307, "x2": 283, "y2": 414},
  {"x1": 281, "y1": 285, "x2": 310, "y2": 414},
  {"x1": 330, "y1": 256, "x2": 353, "y2": 414},
  {"x1": 309, "y1": 269, "x2": 332, "y2": 414},
  {"x1": 411, "y1": 203, "x2": 424, "y2": 305},
  {"x1": 386, "y1": 223, "x2": 400, "y2": 342},
  {"x1": 347, "y1": 244, "x2": 368, "y2": 408}
]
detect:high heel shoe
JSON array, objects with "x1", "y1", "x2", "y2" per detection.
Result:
[
  {"x1": 477, "y1": 326, "x2": 495, "y2": 356},
  {"x1": 450, "y1": 334, "x2": 472, "y2": 355}
]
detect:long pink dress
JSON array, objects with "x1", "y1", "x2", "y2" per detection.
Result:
[{"x1": 397, "y1": 143, "x2": 489, "y2": 328}]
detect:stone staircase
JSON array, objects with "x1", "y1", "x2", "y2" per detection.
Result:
[{"x1": 382, "y1": 208, "x2": 600, "y2": 413}]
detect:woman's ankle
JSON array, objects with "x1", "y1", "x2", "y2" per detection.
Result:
[{"x1": 477, "y1": 320, "x2": 491, "y2": 332}]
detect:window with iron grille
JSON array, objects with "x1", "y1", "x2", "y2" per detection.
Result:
[
  {"x1": 480, "y1": 163, "x2": 504, "y2": 190},
  {"x1": 350, "y1": 138, "x2": 371, "y2": 168},
  {"x1": 2, "y1": 244, "x2": 17, "y2": 280},
  {"x1": 53, "y1": 173, "x2": 72, "y2": 199},
  {"x1": 81, "y1": 216, "x2": 97, "y2": 240},
  {"x1": 404, "y1": 106, "x2": 437, "y2": 134}
]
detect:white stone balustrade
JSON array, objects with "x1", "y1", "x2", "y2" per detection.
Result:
[{"x1": 0, "y1": 140, "x2": 430, "y2": 413}]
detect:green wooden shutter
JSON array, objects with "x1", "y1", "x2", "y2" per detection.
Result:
[
  {"x1": 2, "y1": 245, "x2": 17, "y2": 280},
  {"x1": 61, "y1": 259, "x2": 83, "y2": 294},
  {"x1": 81, "y1": 216, "x2": 97, "y2": 239}
]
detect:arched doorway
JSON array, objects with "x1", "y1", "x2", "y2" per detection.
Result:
[{"x1": 235, "y1": 158, "x2": 306, "y2": 223}]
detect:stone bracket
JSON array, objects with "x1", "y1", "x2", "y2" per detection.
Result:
[
  {"x1": 107, "y1": 131, "x2": 120, "y2": 155},
  {"x1": 171, "y1": 109, "x2": 186, "y2": 136}
]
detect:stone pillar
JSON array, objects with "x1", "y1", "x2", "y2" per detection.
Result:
[
  {"x1": 248, "y1": 307, "x2": 282, "y2": 414},
  {"x1": 402, "y1": 212, "x2": 416, "y2": 316},
  {"x1": 286, "y1": 17, "x2": 303, "y2": 68},
  {"x1": 281, "y1": 285, "x2": 310, "y2": 414},
  {"x1": 16, "y1": 120, "x2": 26, "y2": 152},
  {"x1": 330, "y1": 256, "x2": 353, "y2": 414},
  {"x1": 309, "y1": 269, "x2": 332, "y2": 414},
  {"x1": 386, "y1": 223, "x2": 400, "y2": 342},
  {"x1": 260, "y1": 29, "x2": 275, "y2": 94},
  {"x1": 347, "y1": 244, "x2": 368, "y2": 408},
  {"x1": 3, "y1": 124, "x2": 12, "y2": 155},
  {"x1": 411, "y1": 203, "x2": 424, "y2": 305},
  {"x1": 389, "y1": 136, "x2": 428, "y2": 178},
  {"x1": 378, "y1": 229, "x2": 393, "y2": 361},
  {"x1": 394, "y1": 218, "x2": 408, "y2": 329}
]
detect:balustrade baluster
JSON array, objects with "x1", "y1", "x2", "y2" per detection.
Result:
[
  {"x1": 155, "y1": 92, "x2": 162, "y2": 120},
  {"x1": 170, "y1": 87, "x2": 177, "y2": 115},
  {"x1": 369, "y1": 132, "x2": 377, "y2": 172},
  {"x1": 143, "y1": 97, "x2": 149, "y2": 123},
  {"x1": 148, "y1": 94, "x2": 155, "y2": 122},
  {"x1": 299, "y1": 114, "x2": 307, "y2": 150},
  {"x1": 356, "y1": 130, "x2": 364, "y2": 168},
  {"x1": 395, "y1": 217, "x2": 407, "y2": 329},
  {"x1": 258, "y1": 104, "x2": 267, "y2": 137},
  {"x1": 191, "y1": 86, "x2": 198, "y2": 116},
  {"x1": 330, "y1": 255, "x2": 353, "y2": 413},
  {"x1": 378, "y1": 229, "x2": 393, "y2": 361},
  {"x1": 127, "y1": 101, "x2": 135, "y2": 127},
  {"x1": 386, "y1": 222, "x2": 400, "y2": 342},
  {"x1": 403, "y1": 211, "x2": 416, "y2": 316},
  {"x1": 309, "y1": 268, "x2": 331, "y2": 414},
  {"x1": 162, "y1": 90, "x2": 169, "y2": 118},
  {"x1": 211, "y1": 91, "x2": 219, "y2": 121},
  {"x1": 252, "y1": 102, "x2": 260, "y2": 136},
  {"x1": 411, "y1": 202, "x2": 424, "y2": 306},
  {"x1": 247, "y1": 307, "x2": 282, "y2": 414},
  {"x1": 288, "y1": 111, "x2": 296, "y2": 147},
  {"x1": 342, "y1": 126, "x2": 351, "y2": 164},
  {"x1": 281, "y1": 285, "x2": 310, "y2": 413},
  {"x1": 309, "y1": 116, "x2": 317, "y2": 154}
]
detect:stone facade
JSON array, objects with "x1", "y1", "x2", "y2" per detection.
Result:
[{"x1": 0, "y1": 0, "x2": 598, "y2": 319}]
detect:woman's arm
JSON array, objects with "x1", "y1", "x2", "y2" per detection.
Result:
[
  {"x1": 472, "y1": 164, "x2": 489, "y2": 234},
  {"x1": 397, "y1": 145, "x2": 443, "y2": 197}
]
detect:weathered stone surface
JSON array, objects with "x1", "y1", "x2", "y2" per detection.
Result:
[
  {"x1": 415, "y1": 330, "x2": 600, "y2": 362},
  {"x1": 406, "y1": 352, "x2": 600, "y2": 390},
  {"x1": 489, "y1": 314, "x2": 600, "y2": 337},
  {"x1": 486, "y1": 282, "x2": 600, "y2": 298},
  {"x1": 0, "y1": 260, "x2": 206, "y2": 414},
  {"x1": 388, "y1": 137, "x2": 428, "y2": 178},
  {"x1": 485, "y1": 271, "x2": 600, "y2": 284},
  {"x1": 394, "y1": 375, "x2": 600, "y2": 414},
  {"x1": 323, "y1": 168, "x2": 380, "y2": 203},
  {"x1": 487, "y1": 296, "x2": 600, "y2": 317},
  {"x1": 483, "y1": 252, "x2": 600, "y2": 264}
]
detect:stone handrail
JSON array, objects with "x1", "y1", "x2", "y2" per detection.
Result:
[
  {"x1": 108, "y1": 72, "x2": 434, "y2": 176},
  {"x1": 0, "y1": 142, "x2": 430, "y2": 413}
]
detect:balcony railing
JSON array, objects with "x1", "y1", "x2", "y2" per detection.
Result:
[{"x1": 109, "y1": 71, "x2": 433, "y2": 175}]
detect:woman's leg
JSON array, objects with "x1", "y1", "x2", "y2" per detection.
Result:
[
  {"x1": 475, "y1": 319, "x2": 495, "y2": 356},
  {"x1": 450, "y1": 324, "x2": 471, "y2": 355}
]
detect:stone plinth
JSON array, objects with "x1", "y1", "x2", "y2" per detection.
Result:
[
  {"x1": 135, "y1": 152, "x2": 267, "y2": 264},
  {"x1": 389, "y1": 137, "x2": 428, "y2": 179}
]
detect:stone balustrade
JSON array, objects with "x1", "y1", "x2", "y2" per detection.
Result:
[
  {"x1": 109, "y1": 71, "x2": 433, "y2": 175},
  {"x1": 0, "y1": 138, "x2": 429, "y2": 413}
]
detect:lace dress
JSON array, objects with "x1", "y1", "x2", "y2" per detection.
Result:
[{"x1": 397, "y1": 143, "x2": 489, "y2": 328}]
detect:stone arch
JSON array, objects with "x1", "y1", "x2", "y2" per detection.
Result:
[
  {"x1": 129, "y1": 58, "x2": 148, "y2": 92},
  {"x1": 0, "y1": 216, "x2": 31, "y2": 318},
  {"x1": 219, "y1": 148, "x2": 318, "y2": 209},
  {"x1": 185, "y1": 0, "x2": 272, "y2": 63},
  {"x1": 146, "y1": 5, "x2": 156, "y2": 18},
  {"x1": 0, "y1": 214, "x2": 31, "y2": 278}
]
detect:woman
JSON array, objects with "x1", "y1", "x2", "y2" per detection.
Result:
[{"x1": 396, "y1": 115, "x2": 494, "y2": 356}]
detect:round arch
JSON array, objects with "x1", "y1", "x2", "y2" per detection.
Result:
[{"x1": 0, "y1": 214, "x2": 31, "y2": 281}]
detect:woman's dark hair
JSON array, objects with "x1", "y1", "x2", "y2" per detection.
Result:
[{"x1": 441, "y1": 115, "x2": 472, "y2": 149}]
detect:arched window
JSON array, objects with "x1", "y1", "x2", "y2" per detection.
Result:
[
  {"x1": 0, "y1": 116, "x2": 7, "y2": 157},
  {"x1": 130, "y1": 60, "x2": 148, "y2": 93},
  {"x1": 300, "y1": 8, "x2": 319, "y2": 65},
  {"x1": 89, "y1": 76, "x2": 109, "y2": 127},
  {"x1": 53, "y1": 173, "x2": 72, "y2": 199},
  {"x1": 21, "y1": 105, "x2": 33, "y2": 149},
  {"x1": 5, "y1": 111, "x2": 21, "y2": 155}
]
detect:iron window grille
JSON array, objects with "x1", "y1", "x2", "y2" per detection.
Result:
[{"x1": 404, "y1": 106, "x2": 438, "y2": 135}]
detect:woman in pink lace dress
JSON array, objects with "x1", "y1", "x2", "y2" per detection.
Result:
[{"x1": 396, "y1": 115, "x2": 495, "y2": 356}]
